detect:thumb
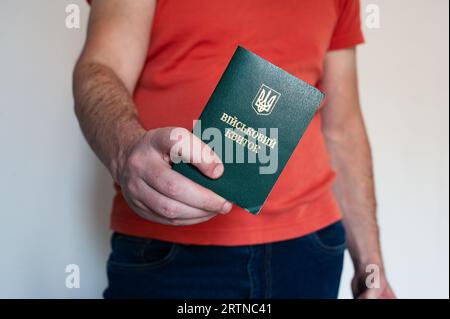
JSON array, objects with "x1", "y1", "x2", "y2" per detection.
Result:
[{"x1": 163, "y1": 127, "x2": 224, "y2": 179}]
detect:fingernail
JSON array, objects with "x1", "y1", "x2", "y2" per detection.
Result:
[
  {"x1": 213, "y1": 164, "x2": 224, "y2": 178},
  {"x1": 222, "y1": 202, "x2": 232, "y2": 214}
]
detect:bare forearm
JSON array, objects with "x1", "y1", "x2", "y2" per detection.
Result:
[
  {"x1": 73, "y1": 61, "x2": 145, "y2": 182},
  {"x1": 324, "y1": 115, "x2": 383, "y2": 271},
  {"x1": 71, "y1": 0, "x2": 232, "y2": 227},
  {"x1": 321, "y1": 48, "x2": 394, "y2": 298}
]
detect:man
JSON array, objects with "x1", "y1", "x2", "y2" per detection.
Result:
[{"x1": 74, "y1": 0, "x2": 395, "y2": 299}]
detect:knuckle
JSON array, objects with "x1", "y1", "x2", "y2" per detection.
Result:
[
  {"x1": 124, "y1": 178, "x2": 138, "y2": 193},
  {"x1": 160, "y1": 203, "x2": 178, "y2": 219},
  {"x1": 165, "y1": 179, "x2": 180, "y2": 197},
  {"x1": 127, "y1": 152, "x2": 142, "y2": 171},
  {"x1": 170, "y1": 127, "x2": 189, "y2": 141},
  {"x1": 178, "y1": 127, "x2": 190, "y2": 136}
]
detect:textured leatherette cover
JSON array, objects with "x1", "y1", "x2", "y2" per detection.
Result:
[{"x1": 173, "y1": 46, "x2": 324, "y2": 214}]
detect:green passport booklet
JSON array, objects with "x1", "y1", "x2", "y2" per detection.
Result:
[{"x1": 173, "y1": 46, "x2": 324, "y2": 215}]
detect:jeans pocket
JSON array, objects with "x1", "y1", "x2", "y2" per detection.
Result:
[
  {"x1": 307, "y1": 221, "x2": 347, "y2": 256},
  {"x1": 107, "y1": 232, "x2": 179, "y2": 272}
]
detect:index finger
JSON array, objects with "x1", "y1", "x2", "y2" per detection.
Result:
[{"x1": 143, "y1": 162, "x2": 232, "y2": 214}]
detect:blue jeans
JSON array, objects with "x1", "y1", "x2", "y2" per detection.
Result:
[{"x1": 104, "y1": 221, "x2": 346, "y2": 299}]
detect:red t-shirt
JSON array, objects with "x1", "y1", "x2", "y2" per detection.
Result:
[{"x1": 88, "y1": 0, "x2": 364, "y2": 245}]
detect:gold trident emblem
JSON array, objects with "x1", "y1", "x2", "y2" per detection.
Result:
[
  {"x1": 255, "y1": 88, "x2": 278, "y2": 113},
  {"x1": 252, "y1": 84, "x2": 280, "y2": 115}
]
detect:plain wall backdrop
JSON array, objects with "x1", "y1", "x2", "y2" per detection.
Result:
[{"x1": 0, "y1": 0, "x2": 448, "y2": 298}]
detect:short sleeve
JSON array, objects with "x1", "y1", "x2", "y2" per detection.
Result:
[{"x1": 328, "y1": 0, "x2": 365, "y2": 51}]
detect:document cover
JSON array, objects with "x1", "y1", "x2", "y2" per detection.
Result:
[{"x1": 173, "y1": 46, "x2": 324, "y2": 214}]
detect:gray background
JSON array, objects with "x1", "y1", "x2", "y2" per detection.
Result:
[{"x1": 0, "y1": 0, "x2": 448, "y2": 298}]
